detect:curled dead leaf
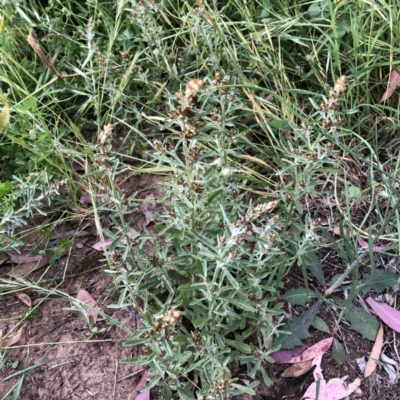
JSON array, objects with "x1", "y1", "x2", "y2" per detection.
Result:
[
  {"x1": 8, "y1": 323, "x2": 27, "y2": 346},
  {"x1": 27, "y1": 29, "x2": 61, "y2": 77},
  {"x1": 281, "y1": 359, "x2": 313, "y2": 378},
  {"x1": 380, "y1": 70, "x2": 400, "y2": 103},
  {"x1": 16, "y1": 292, "x2": 32, "y2": 307},
  {"x1": 76, "y1": 289, "x2": 99, "y2": 323}
]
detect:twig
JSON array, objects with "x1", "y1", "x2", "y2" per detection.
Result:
[
  {"x1": 112, "y1": 360, "x2": 118, "y2": 400},
  {"x1": 116, "y1": 368, "x2": 145, "y2": 383},
  {"x1": 325, "y1": 248, "x2": 369, "y2": 296},
  {"x1": 48, "y1": 361, "x2": 72, "y2": 370}
]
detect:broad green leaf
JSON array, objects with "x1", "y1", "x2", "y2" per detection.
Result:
[
  {"x1": 0, "y1": 181, "x2": 13, "y2": 197},
  {"x1": 361, "y1": 270, "x2": 398, "y2": 294},
  {"x1": 0, "y1": 94, "x2": 10, "y2": 133},
  {"x1": 336, "y1": 14, "x2": 351, "y2": 37},
  {"x1": 312, "y1": 316, "x2": 330, "y2": 334},
  {"x1": 272, "y1": 301, "x2": 321, "y2": 349},
  {"x1": 283, "y1": 288, "x2": 318, "y2": 306},
  {"x1": 332, "y1": 338, "x2": 345, "y2": 365},
  {"x1": 341, "y1": 302, "x2": 380, "y2": 341},
  {"x1": 301, "y1": 251, "x2": 325, "y2": 286}
]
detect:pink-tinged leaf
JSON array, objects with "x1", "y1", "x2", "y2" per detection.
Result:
[
  {"x1": 135, "y1": 370, "x2": 152, "y2": 400},
  {"x1": 288, "y1": 337, "x2": 333, "y2": 363},
  {"x1": 92, "y1": 228, "x2": 138, "y2": 251},
  {"x1": 271, "y1": 345, "x2": 307, "y2": 363},
  {"x1": 8, "y1": 323, "x2": 27, "y2": 346},
  {"x1": 80, "y1": 195, "x2": 91, "y2": 206},
  {"x1": 365, "y1": 324, "x2": 384, "y2": 377},
  {"x1": 8, "y1": 255, "x2": 50, "y2": 277},
  {"x1": 0, "y1": 258, "x2": 6, "y2": 265},
  {"x1": 312, "y1": 355, "x2": 324, "y2": 381},
  {"x1": 358, "y1": 237, "x2": 389, "y2": 251},
  {"x1": 281, "y1": 360, "x2": 313, "y2": 378},
  {"x1": 10, "y1": 253, "x2": 42, "y2": 264},
  {"x1": 136, "y1": 391, "x2": 150, "y2": 400},
  {"x1": 76, "y1": 289, "x2": 98, "y2": 323},
  {"x1": 302, "y1": 377, "x2": 361, "y2": 400},
  {"x1": 380, "y1": 70, "x2": 400, "y2": 103},
  {"x1": 366, "y1": 297, "x2": 400, "y2": 332},
  {"x1": 92, "y1": 238, "x2": 124, "y2": 251}
]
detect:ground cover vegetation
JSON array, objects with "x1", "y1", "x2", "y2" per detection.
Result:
[{"x1": 1, "y1": 0, "x2": 400, "y2": 398}]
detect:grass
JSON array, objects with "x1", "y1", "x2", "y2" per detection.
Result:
[{"x1": 1, "y1": 0, "x2": 400, "y2": 398}]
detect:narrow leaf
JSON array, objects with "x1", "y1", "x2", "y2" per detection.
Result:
[
  {"x1": 270, "y1": 345, "x2": 307, "y2": 363},
  {"x1": 380, "y1": 70, "x2": 400, "y2": 102},
  {"x1": 76, "y1": 289, "x2": 98, "y2": 323},
  {"x1": 281, "y1": 360, "x2": 313, "y2": 377},
  {"x1": 287, "y1": 337, "x2": 333, "y2": 363},
  {"x1": 283, "y1": 288, "x2": 318, "y2": 306},
  {"x1": 332, "y1": 339, "x2": 345, "y2": 365},
  {"x1": 366, "y1": 297, "x2": 400, "y2": 333},
  {"x1": 27, "y1": 29, "x2": 61, "y2": 77},
  {"x1": 312, "y1": 316, "x2": 330, "y2": 334},
  {"x1": 365, "y1": 324, "x2": 384, "y2": 377}
]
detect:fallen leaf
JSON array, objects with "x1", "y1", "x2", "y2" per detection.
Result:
[
  {"x1": 281, "y1": 359, "x2": 313, "y2": 378},
  {"x1": 135, "y1": 370, "x2": 152, "y2": 400},
  {"x1": 365, "y1": 324, "x2": 384, "y2": 377},
  {"x1": 301, "y1": 377, "x2": 361, "y2": 400},
  {"x1": 8, "y1": 323, "x2": 27, "y2": 346},
  {"x1": 358, "y1": 237, "x2": 389, "y2": 251},
  {"x1": 276, "y1": 365, "x2": 316, "y2": 399},
  {"x1": 16, "y1": 292, "x2": 32, "y2": 307},
  {"x1": 27, "y1": 29, "x2": 61, "y2": 77},
  {"x1": 76, "y1": 289, "x2": 98, "y2": 323},
  {"x1": 92, "y1": 228, "x2": 138, "y2": 251},
  {"x1": 8, "y1": 255, "x2": 50, "y2": 277},
  {"x1": 9, "y1": 253, "x2": 43, "y2": 264},
  {"x1": 312, "y1": 355, "x2": 324, "y2": 381},
  {"x1": 356, "y1": 356, "x2": 366, "y2": 373},
  {"x1": 380, "y1": 70, "x2": 400, "y2": 102},
  {"x1": 381, "y1": 353, "x2": 399, "y2": 383},
  {"x1": 92, "y1": 237, "x2": 127, "y2": 251},
  {"x1": 0, "y1": 94, "x2": 10, "y2": 133},
  {"x1": 330, "y1": 226, "x2": 349, "y2": 236},
  {"x1": 288, "y1": 337, "x2": 333, "y2": 363},
  {"x1": 366, "y1": 297, "x2": 400, "y2": 333},
  {"x1": 140, "y1": 193, "x2": 156, "y2": 227},
  {"x1": 271, "y1": 345, "x2": 307, "y2": 363}
]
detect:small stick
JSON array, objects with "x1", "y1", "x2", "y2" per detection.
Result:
[
  {"x1": 116, "y1": 368, "x2": 145, "y2": 383},
  {"x1": 112, "y1": 360, "x2": 118, "y2": 400}
]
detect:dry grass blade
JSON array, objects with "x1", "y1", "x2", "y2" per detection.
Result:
[{"x1": 27, "y1": 29, "x2": 61, "y2": 77}]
